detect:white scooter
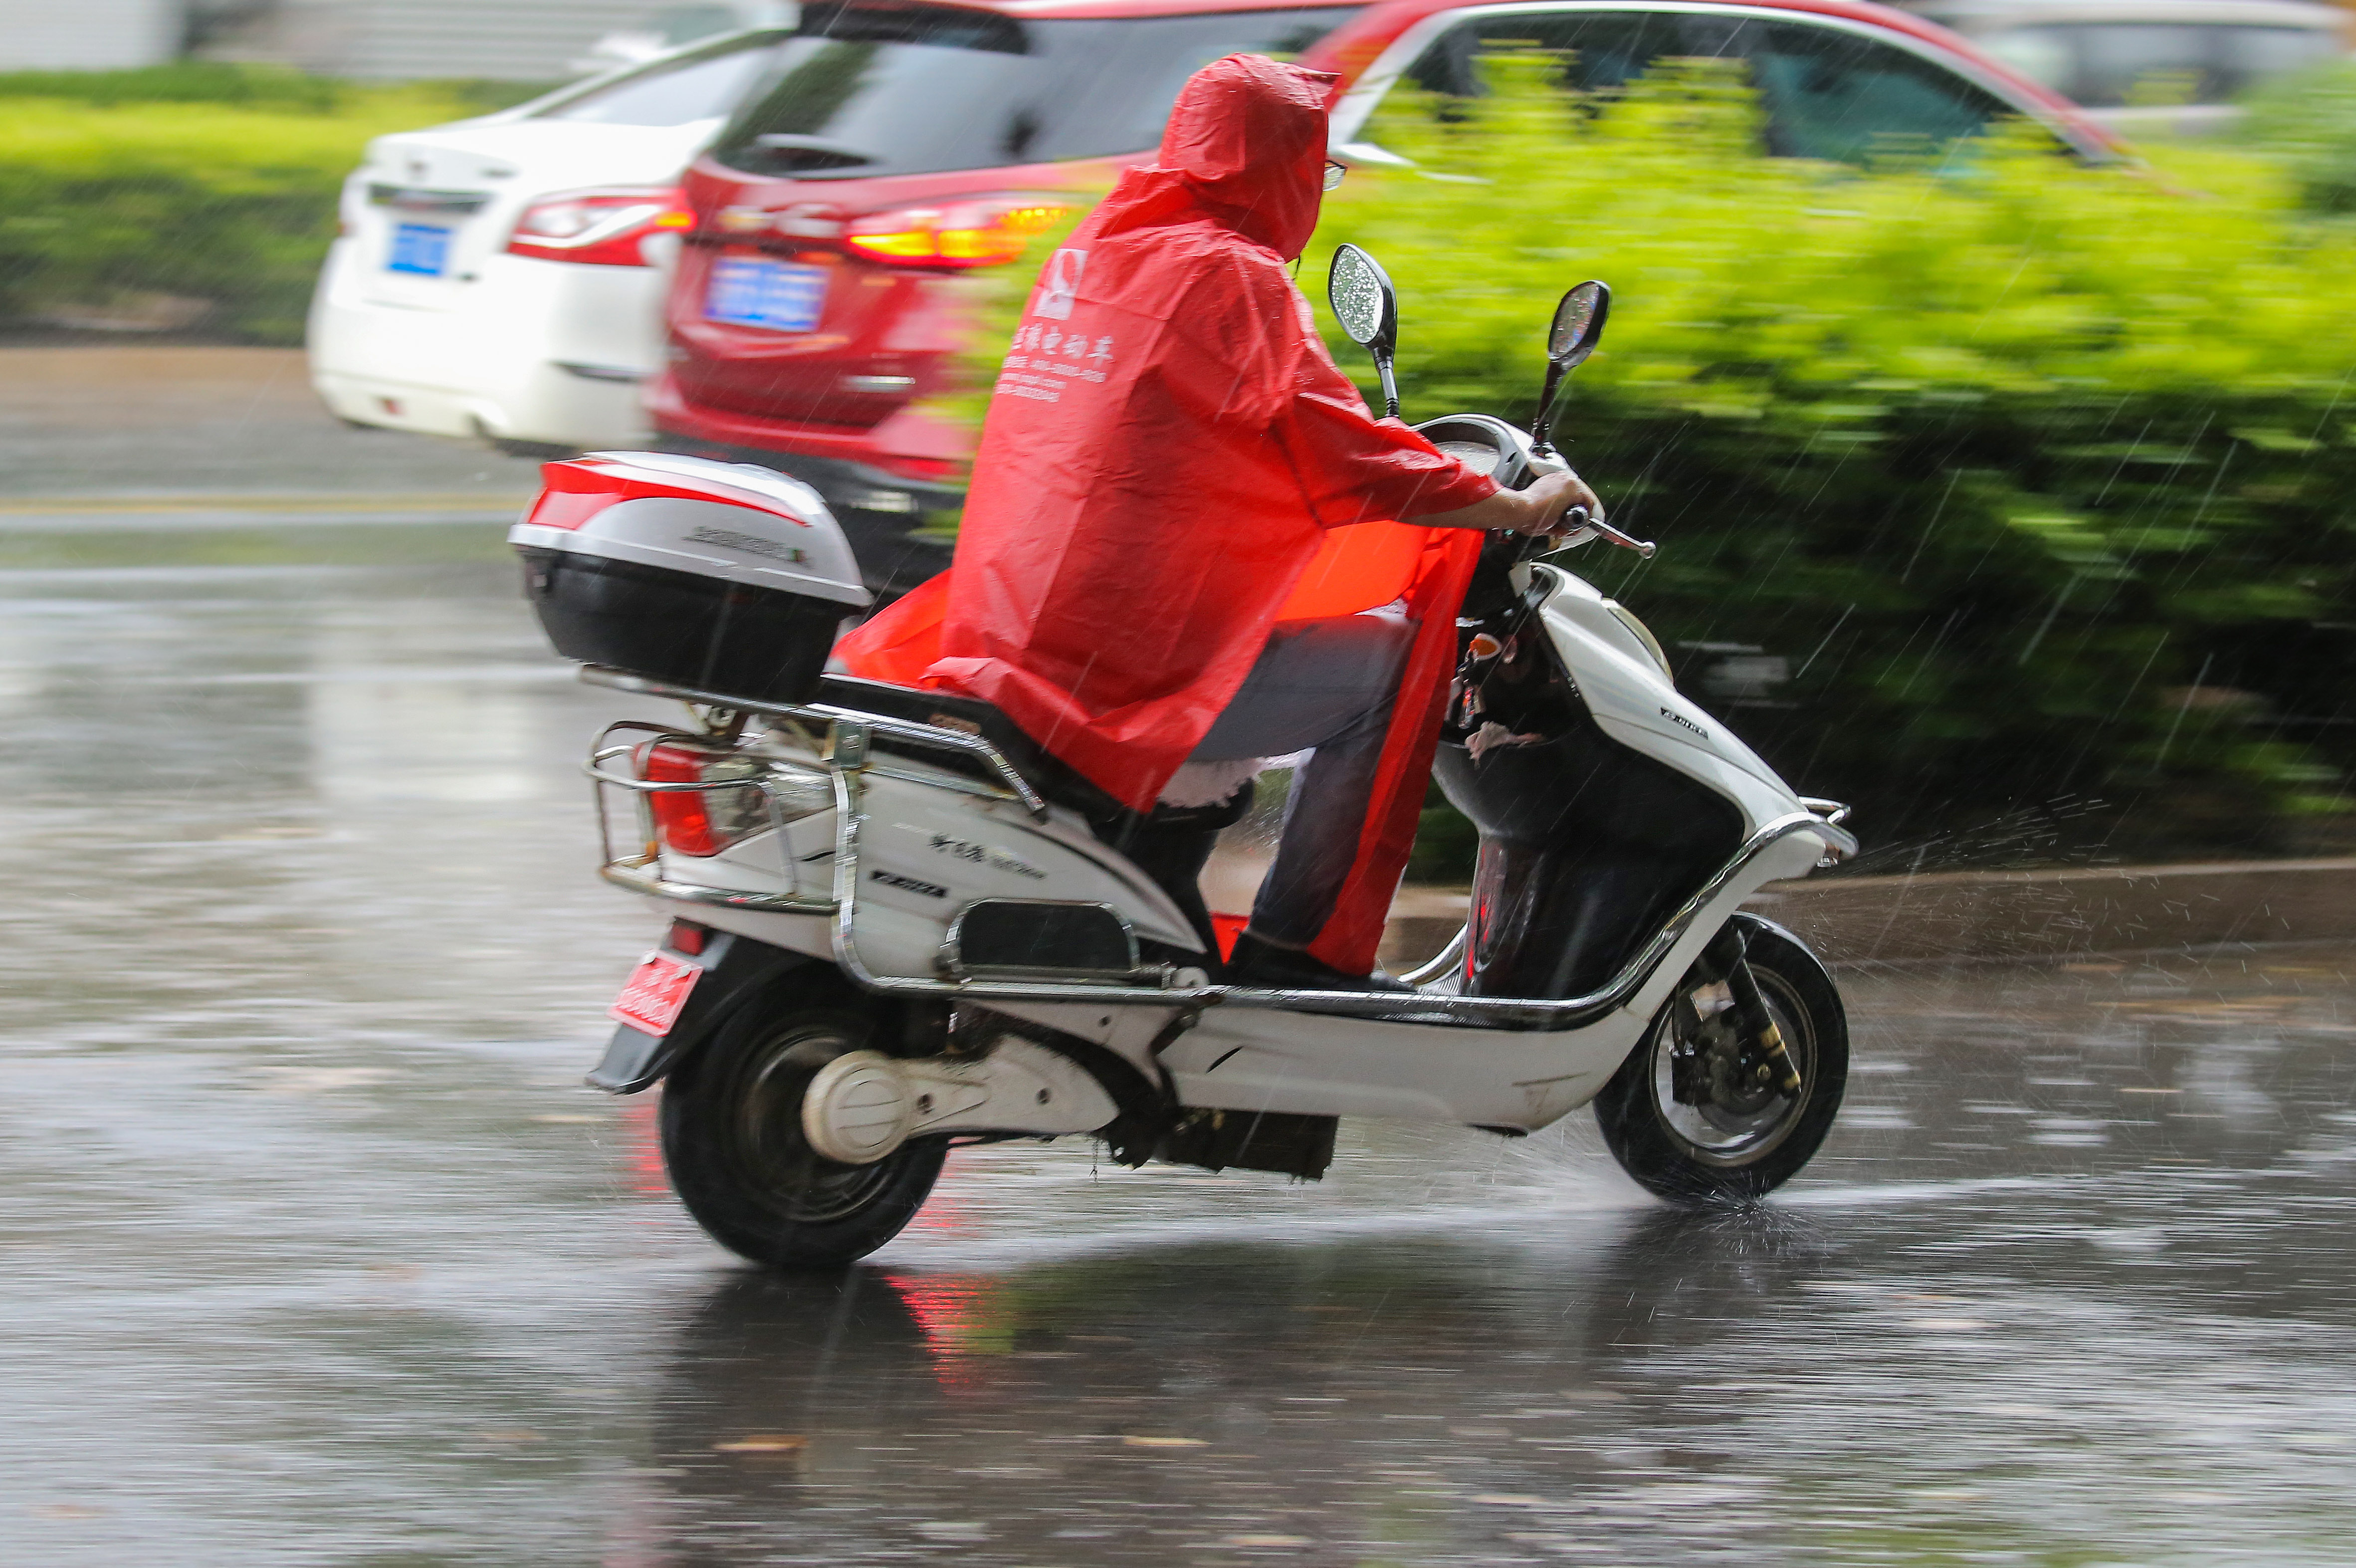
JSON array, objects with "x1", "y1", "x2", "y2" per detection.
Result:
[{"x1": 512, "y1": 247, "x2": 1858, "y2": 1269}]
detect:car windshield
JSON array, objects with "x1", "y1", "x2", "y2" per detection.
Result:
[
  {"x1": 1974, "y1": 21, "x2": 2342, "y2": 107},
  {"x1": 534, "y1": 30, "x2": 790, "y2": 126},
  {"x1": 708, "y1": 3, "x2": 1363, "y2": 178}
]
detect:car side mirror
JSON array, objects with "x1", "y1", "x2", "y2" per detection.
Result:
[{"x1": 1328, "y1": 242, "x2": 1402, "y2": 419}]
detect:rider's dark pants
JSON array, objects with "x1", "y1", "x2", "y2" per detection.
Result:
[{"x1": 1186, "y1": 612, "x2": 1415, "y2": 949}]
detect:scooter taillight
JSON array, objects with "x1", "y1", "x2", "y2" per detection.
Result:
[{"x1": 638, "y1": 742, "x2": 768, "y2": 858}]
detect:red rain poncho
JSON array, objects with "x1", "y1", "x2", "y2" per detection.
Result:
[{"x1": 837, "y1": 53, "x2": 1496, "y2": 973}]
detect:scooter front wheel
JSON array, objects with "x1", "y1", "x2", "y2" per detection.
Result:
[
  {"x1": 1593, "y1": 915, "x2": 1848, "y2": 1205},
  {"x1": 659, "y1": 978, "x2": 946, "y2": 1270}
]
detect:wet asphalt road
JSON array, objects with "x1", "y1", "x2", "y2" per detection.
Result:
[{"x1": 6, "y1": 353, "x2": 2356, "y2": 1565}]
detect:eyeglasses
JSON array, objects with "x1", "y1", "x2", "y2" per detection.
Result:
[{"x1": 1322, "y1": 160, "x2": 1347, "y2": 193}]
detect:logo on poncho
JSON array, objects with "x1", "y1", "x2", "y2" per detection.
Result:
[{"x1": 1036, "y1": 248, "x2": 1087, "y2": 320}]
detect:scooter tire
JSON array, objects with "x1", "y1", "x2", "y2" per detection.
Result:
[
  {"x1": 1592, "y1": 915, "x2": 1848, "y2": 1205},
  {"x1": 659, "y1": 980, "x2": 946, "y2": 1271}
]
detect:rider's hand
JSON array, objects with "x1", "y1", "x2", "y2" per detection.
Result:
[
  {"x1": 1418, "y1": 465, "x2": 1606, "y2": 535},
  {"x1": 1514, "y1": 469, "x2": 1605, "y2": 536}
]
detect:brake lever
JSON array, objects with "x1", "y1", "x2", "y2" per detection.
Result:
[
  {"x1": 1590, "y1": 518, "x2": 1656, "y2": 559},
  {"x1": 1557, "y1": 506, "x2": 1655, "y2": 559}
]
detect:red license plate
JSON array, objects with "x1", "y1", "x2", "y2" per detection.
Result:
[{"x1": 610, "y1": 952, "x2": 700, "y2": 1036}]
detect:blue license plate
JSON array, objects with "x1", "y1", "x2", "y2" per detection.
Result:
[
  {"x1": 704, "y1": 256, "x2": 829, "y2": 333},
  {"x1": 387, "y1": 223, "x2": 451, "y2": 277}
]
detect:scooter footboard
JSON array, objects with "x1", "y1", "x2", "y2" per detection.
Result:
[{"x1": 1161, "y1": 1006, "x2": 1652, "y2": 1131}]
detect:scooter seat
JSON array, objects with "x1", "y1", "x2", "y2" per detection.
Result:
[{"x1": 815, "y1": 674, "x2": 1126, "y2": 820}]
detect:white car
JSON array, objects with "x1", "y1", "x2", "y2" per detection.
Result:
[
  {"x1": 308, "y1": 28, "x2": 787, "y2": 454},
  {"x1": 1907, "y1": 0, "x2": 2347, "y2": 135}
]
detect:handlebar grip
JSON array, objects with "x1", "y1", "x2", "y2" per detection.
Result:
[{"x1": 1561, "y1": 505, "x2": 1589, "y2": 531}]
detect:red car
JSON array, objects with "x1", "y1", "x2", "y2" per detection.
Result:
[{"x1": 650, "y1": 0, "x2": 2111, "y2": 588}]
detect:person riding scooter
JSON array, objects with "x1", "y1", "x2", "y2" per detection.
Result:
[
  {"x1": 522, "y1": 69, "x2": 1859, "y2": 1263},
  {"x1": 836, "y1": 52, "x2": 1599, "y2": 990}
]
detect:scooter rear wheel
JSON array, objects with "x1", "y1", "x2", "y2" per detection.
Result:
[
  {"x1": 660, "y1": 980, "x2": 946, "y2": 1270},
  {"x1": 1593, "y1": 915, "x2": 1848, "y2": 1204}
]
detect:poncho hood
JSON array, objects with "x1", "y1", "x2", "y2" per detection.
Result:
[{"x1": 1094, "y1": 52, "x2": 1338, "y2": 261}]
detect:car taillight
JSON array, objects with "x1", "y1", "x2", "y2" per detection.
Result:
[
  {"x1": 507, "y1": 187, "x2": 691, "y2": 266},
  {"x1": 843, "y1": 197, "x2": 1067, "y2": 269},
  {"x1": 636, "y1": 743, "x2": 832, "y2": 857}
]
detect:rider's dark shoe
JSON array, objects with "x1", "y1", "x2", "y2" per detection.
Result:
[{"x1": 1225, "y1": 931, "x2": 1414, "y2": 993}]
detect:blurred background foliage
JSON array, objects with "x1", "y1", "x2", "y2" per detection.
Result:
[
  {"x1": 962, "y1": 54, "x2": 2356, "y2": 870},
  {"x1": 0, "y1": 65, "x2": 546, "y2": 342},
  {"x1": 1321, "y1": 56, "x2": 2356, "y2": 868},
  {"x1": 2238, "y1": 56, "x2": 2356, "y2": 214}
]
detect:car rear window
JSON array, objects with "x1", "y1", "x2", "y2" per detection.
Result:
[
  {"x1": 533, "y1": 30, "x2": 789, "y2": 127},
  {"x1": 708, "y1": 3, "x2": 1363, "y2": 178},
  {"x1": 1975, "y1": 21, "x2": 2342, "y2": 107}
]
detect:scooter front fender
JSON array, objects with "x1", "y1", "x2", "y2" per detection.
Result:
[{"x1": 587, "y1": 931, "x2": 817, "y2": 1093}]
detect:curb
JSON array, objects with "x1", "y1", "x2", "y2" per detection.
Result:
[{"x1": 1380, "y1": 857, "x2": 2356, "y2": 970}]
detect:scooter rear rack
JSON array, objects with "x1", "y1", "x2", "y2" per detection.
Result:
[{"x1": 575, "y1": 665, "x2": 1853, "y2": 1033}]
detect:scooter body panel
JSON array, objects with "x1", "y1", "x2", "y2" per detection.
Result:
[
  {"x1": 1530, "y1": 565, "x2": 1806, "y2": 834},
  {"x1": 851, "y1": 784, "x2": 1203, "y2": 955}
]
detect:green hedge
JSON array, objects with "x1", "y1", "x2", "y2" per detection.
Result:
[
  {"x1": 954, "y1": 57, "x2": 2356, "y2": 865},
  {"x1": 0, "y1": 67, "x2": 546, "y2": 343},
  {"x1": 1309, "y1": 59, "x2": 2356, "y2": 864}
]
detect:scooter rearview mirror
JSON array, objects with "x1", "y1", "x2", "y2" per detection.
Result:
[
  {"x1": 1531, "y1": 279, "x2": 1611, "y2": 451},
  {"x1": 1328, "y1": 242, "x2": 1403, "y2": 419},
  {"x1": 1327, "y1": 243, "x2": 1394, "y2": 349},
  {"x1": 1548, "y1": 280, "x2": 1609, "y2": 364}
]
